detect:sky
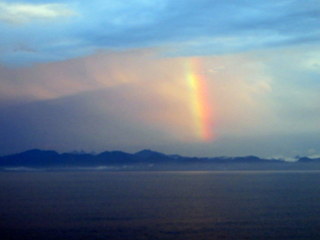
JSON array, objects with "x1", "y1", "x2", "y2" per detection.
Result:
[{"x1": 0, "y1": 0, "x2": 320, "y2": 158}]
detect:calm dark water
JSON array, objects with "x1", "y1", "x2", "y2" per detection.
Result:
[{"x1": 1, "y1": 171, "x2": 320, "y2": 240}]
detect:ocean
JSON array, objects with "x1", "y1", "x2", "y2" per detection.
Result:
[{"x1": 1, "y1": 171, "x2": 320, "y2": 240}]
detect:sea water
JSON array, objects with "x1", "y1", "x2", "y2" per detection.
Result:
[{"x1": 1, "y1": 171, "x2": 320, "y2": 240}]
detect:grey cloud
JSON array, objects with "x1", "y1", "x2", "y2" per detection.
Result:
[{"x1": 0, "y1": 88, "x2": 175, "y2": 155}]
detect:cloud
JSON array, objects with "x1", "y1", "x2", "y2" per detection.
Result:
[
  {"x1": 1, "y1": 46, "x2": 320, "y2": 156},
  {"x1": 2, "y1": 46, "x2": 320, "y2": 138},
  {"x1": 1, "y1": 0, "x2": 320, "y2": 65},
  {"x1": 0, "y1": 1, "x2": 75, "y2": 24}
]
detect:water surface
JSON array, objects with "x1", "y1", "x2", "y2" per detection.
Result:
[{"x1": 1, "y1": 171, "x2": 320, "y2": 240}]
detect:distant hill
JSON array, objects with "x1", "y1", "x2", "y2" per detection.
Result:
[
  {"x1": 297, "y1": 156, "x2": 320, "y2": 162},
  {"x1": 1, "y1": 149, "x2": 320, "y2": 171}
]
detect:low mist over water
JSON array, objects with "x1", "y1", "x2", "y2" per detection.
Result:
[{"x1": 1, "y1": 171, "x2": 320, "y2": 240}]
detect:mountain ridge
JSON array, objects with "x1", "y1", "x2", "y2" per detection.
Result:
[{"x1": 1, "y1": 149, "x2": 320, "y2": 170}]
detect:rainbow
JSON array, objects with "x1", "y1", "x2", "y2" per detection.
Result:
[{"x1": 186, "y1": 58, "x2": 214, "y2": 141}]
